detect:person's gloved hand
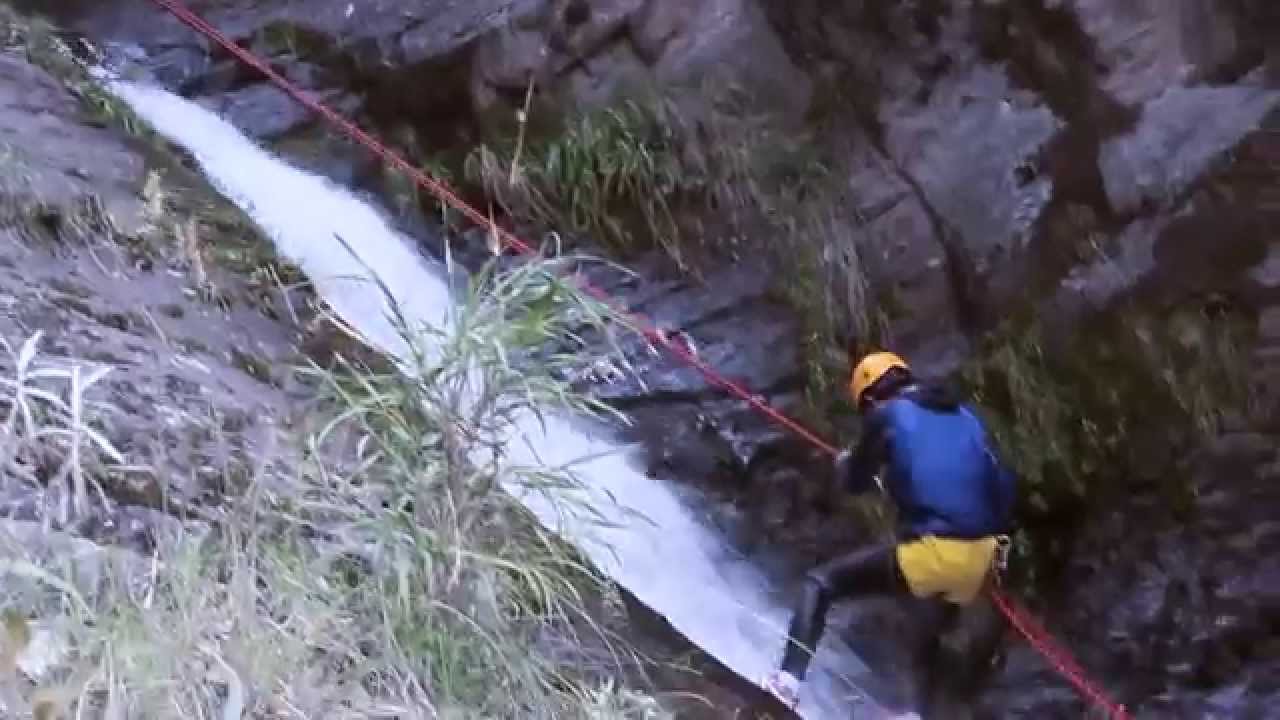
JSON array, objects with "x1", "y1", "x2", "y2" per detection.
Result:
[{"x1": 832, "y1": 448, "x2": 852, "y2": 488}]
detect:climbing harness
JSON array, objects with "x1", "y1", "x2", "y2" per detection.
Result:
[
  {"x1": 993, "y1": 534, "x2": 1012, "y2": 577},
  {"x1": 136, "y1": 2, "x2": 1132, "y2": 716}
]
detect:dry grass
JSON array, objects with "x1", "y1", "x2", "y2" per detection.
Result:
[
  {"x1": 0, "y1": 252, "x2": 673, "y2": 719},
  {"x1": 0, "y1": 332, "x2": 124, "y2": 525}
]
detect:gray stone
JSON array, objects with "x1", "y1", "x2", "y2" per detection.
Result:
[
  {"x1": 203, "y1": 82, "x2": 315, "y2": 140},
  {"x1": 646, "y1": 0, "x2": 812, "y2": 122},
  {"x1": 885, "y1": 62, "x2": 1060, "y2": 281},
  {"x1": 1100, "y1": 86, "x2": 1280, "y2": 214}
]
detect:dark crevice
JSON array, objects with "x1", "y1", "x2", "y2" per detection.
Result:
[
  {"x1": 971, "y1": 0, "x2": 1145, "y2": 304},
  {"x1": 362, "y1": 48, "x2": 481, "y2": 154},
  {"x1": 562, "y1": 0, "x2": 591, "y2": 30},
  {"x1": 884, "y1": 160, "x2": 986, "y2": 336},
  {"x1": 973, "y1": 0, "x2": 1137, "y2": 212}
]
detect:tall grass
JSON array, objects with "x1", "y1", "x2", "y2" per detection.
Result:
[
  {"x1": 0, "y1": 252, "x2": 671, "y2": 719},
  {"x1": 462, "y1": 93, "x2": 838, "y2": 273},
  {"x1": 465, "y1": 102, "x2": 689, "y2": 267}
]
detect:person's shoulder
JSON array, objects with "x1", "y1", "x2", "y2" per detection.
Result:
[{"x1": 904, "y1": 381, "x2": 963, "y2": 412}]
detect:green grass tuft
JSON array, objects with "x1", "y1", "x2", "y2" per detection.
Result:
[{"x1": 465, "y1": 101, "x2": 690, "y2": 266}]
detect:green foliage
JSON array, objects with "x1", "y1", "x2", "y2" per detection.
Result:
[
  {"x1": 466, "y1": 101, "x2": 689, "y2": 265},
  {"x1": 463, "y1": 91, "x2": 835, "y2": 270},
  {"x1": 460, "y1": 88, "x2": 856, "y2": 432},
  {"x1": 417, "y1": 154, "x2": 462, "y2": 228},
  {"x1": 773, "y1": 205, "x2": 889, "y2": 431},
  {"x1": 960, "y1": 301, "x2": 1252, "y2": 589},
  {"x1": 254, "y1": 22, "x2": 302, "y2": 58},
  {"x1": 463, "y1": 91, "x2": 855, "y2": 434}
]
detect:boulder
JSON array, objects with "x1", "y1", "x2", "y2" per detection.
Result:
[{"x1": 1099, "y1": 86, "x2": 1280, "y2": 215}]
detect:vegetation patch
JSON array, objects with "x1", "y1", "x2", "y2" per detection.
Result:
[
  {"x1": 454, "y1": 89, "x2": 869, "y2": 443},
  {"x1": 2, "y1": 4, "x2": 304, "y2": 328},
  {"x1": 459, "y1": 91, "x2": 832, "y2": 270},
  {"x1": 0, "y1": 16, "x2": 674, "y2": 710},
  {"x1": 0, "y1": 254, "x2": 674, "y2": 719},
  {"x1": 959, "y1": 299, "x2": 1253, "y2": 593},
  {"x1": 464, "y1": 101, "x2": 690, "y2": 265}
]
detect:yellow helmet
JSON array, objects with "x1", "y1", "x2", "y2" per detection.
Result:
[{"x1": 849, "y1": 351, "x2": 910, "y2": 402}]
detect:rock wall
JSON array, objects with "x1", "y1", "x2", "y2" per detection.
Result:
[
  {"x1": 23, "y1": 0, "x2": 810, "y2": 155},
  {"x1": 21, "y1": 0, "x2": 1280, "y2": 715},
  {"x1": 759, "y1": 1, "x2": 1280, "y2": 715}
]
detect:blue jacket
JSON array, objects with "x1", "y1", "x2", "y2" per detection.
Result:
[{"x1": 842, "y1": 384, "x2": 1016, "y2": 540}]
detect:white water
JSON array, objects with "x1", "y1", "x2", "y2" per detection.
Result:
[{"x1": 105, "y1": 78, "x2": 887, "y2": 719}]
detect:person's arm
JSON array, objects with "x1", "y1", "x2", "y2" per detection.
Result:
[{"x1": 835, "y1": 407, "x2": 891, "y2": 495}]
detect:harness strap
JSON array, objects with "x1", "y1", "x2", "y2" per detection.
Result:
[{"x1": 991, "y1": 534, "x2": 1012, "y2": 583}]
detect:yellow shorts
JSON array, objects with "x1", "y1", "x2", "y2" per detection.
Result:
[{"x1": 896, "y1": 535, "x2": 999, "y2": 605}]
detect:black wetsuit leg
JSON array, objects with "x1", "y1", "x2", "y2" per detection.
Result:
[
  {"x1": 903, "y1": 594, "x2": 959, "y2": 716},
  {"x1": 906, "y1": 592, "x2": 1008, "y2": 717},
  {"x1": 779, "y1": 541, "x2": 905, "y2": 679},
  {"x1": 954, "y1": 594, "x2": 1008, "y2": 700}
]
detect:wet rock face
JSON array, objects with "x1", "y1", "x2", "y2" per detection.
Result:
[
  {"x1": 766, "y1": 0, "x2": 1278, "y2": 361},
  {"x1": 582, "y1": 3, "x2": 1280, "y2": 714},
  {"x1": 31, "y1": 0, "x2": 811, "y2": 148},
  {"x1": 982, "y1": 432, "x2": 1280, "y2": 718},
  {"x1": 983, "y1": 105, "x2": 1279, "y2": 715}
]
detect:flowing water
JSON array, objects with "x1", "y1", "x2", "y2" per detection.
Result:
[{"x1": 102, "y1": 76, "x2": 891, "y2": 719}]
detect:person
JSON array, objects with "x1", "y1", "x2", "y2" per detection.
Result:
[{"x1": 763, "y1": 351, "x2": 1016, "y2": 717}]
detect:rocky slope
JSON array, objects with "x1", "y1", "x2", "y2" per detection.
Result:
[
  {"x1": 0, "y1": 44, "x2": 312, "y2": 546},
  {"x1": 17, "y1": 0, "x2": 1280, "y2": 716}
]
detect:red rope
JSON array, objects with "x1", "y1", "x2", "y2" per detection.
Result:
[
  {"x1": 989, "y1": 588, "x2": 1131, "y2": 719},
  {"x1": 141, "y1": 1, "x2": 1129, "y2": 715}
]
